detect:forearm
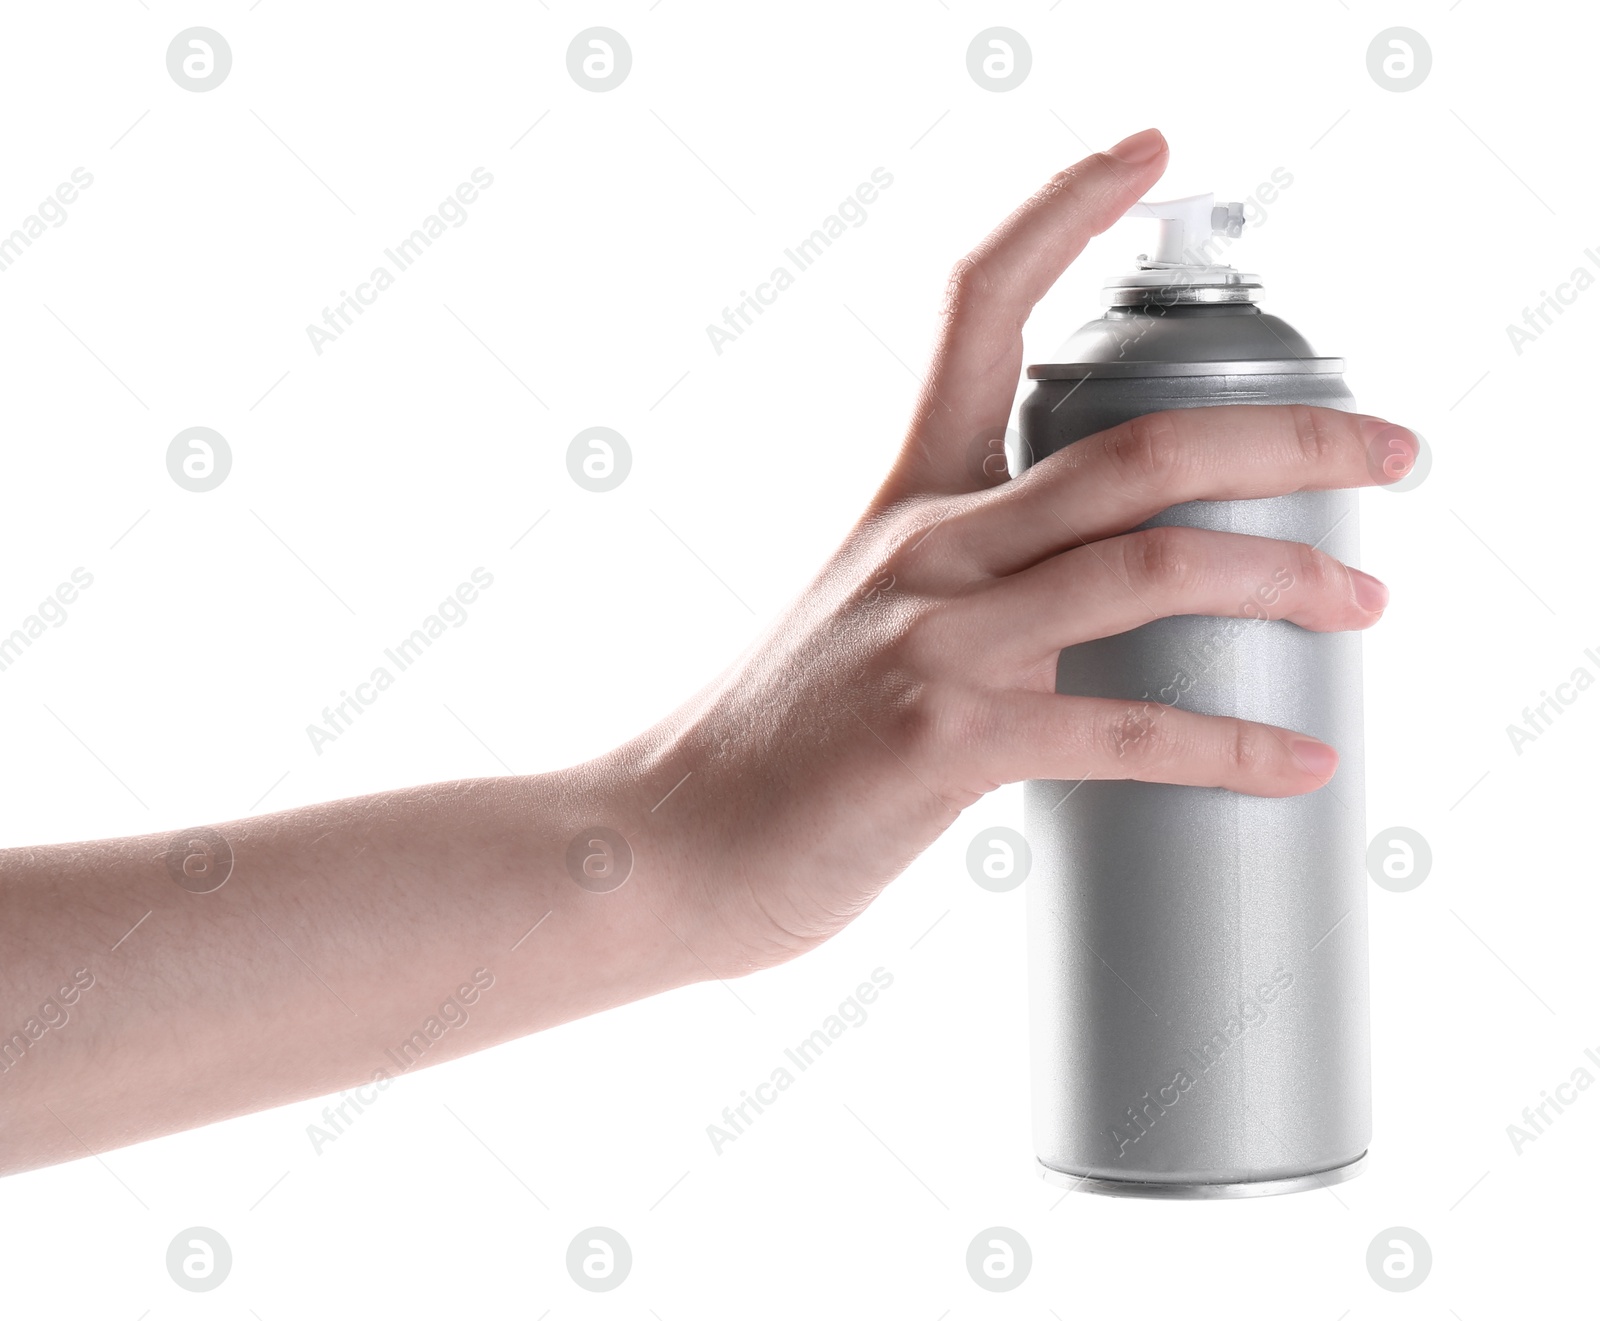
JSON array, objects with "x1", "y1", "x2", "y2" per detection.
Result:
[{"x1": 0, "y1": 760, "x2": 704, "y2": 1174}]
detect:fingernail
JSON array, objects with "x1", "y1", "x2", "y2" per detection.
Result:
[
  {"x1": 1290, "y1": 738, "x2": 1339, "y2": 780},
  {"x1": 1107, "y1": 128, "x2": 1167, "y2": 165},
  {"x1": 1363, "y1": 421, "x2": 1418, "y2": 483},
  {"x1": 1349, "y1": 568, "x2": 1389, "y2": 614}
]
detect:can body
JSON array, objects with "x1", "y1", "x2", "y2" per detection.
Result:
[{"x1": 1019, "y1": 359, "x2": 1370, "y2": 1196}]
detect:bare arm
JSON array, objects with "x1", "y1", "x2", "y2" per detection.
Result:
[{"x1": 0, "y1": 128, "x2": 1416, "y2": 1175}]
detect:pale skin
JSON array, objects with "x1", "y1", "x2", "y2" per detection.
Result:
[{"x1": 0, "y1": 128, "x2": 1416, "y2": 1175}]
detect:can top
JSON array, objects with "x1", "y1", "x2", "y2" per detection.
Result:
[
  {"x1": 1105, "y1": 193, "x2": 1258, "y2": 308},
  {"x1": 1026, "y1": 192, "x2": 1344, "y2": 380}
]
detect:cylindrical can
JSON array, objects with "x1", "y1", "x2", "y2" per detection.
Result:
[{"x1": 1019, "y1": 282, "x2": 1370, "y2": 1197}]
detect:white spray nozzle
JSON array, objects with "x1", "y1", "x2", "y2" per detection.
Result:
[{"x1": 1127, "y1": 193, "x2": 1246, "y2": 266}]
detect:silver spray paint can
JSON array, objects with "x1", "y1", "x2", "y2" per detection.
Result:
[{"x1": 1018, "y1": 195, "x2": 1369, "y2": 1197}]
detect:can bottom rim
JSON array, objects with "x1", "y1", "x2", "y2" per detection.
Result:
[{"x1": 1038, "y1": 1151, "x2": 1367, "y2": 1200}]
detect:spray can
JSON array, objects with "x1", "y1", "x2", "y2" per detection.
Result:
[{"x1": 1019, "y1": 195, "x2": 1369, "y2": 1197}]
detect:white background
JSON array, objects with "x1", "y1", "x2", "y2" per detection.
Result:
[{"x1": 0, "y1": 1, "x2": 1593, "y2": 1316}]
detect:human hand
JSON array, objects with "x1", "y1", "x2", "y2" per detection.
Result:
[{"x1": 615, "y1": 128, "x2": 1419, "y2": 976}]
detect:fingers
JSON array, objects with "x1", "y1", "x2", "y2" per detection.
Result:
[
  {"x1": 975, "y1": 689, "x2": 1338, "y2": 798},
  {"x1": 955, "y1": 404, "x2": 1419, "y2": 577},
  {"x1": 953, "y1": 527, "x2": 1387, "y2": 665},
  {"x1": 876, "y1": 128, "x2": 1170, "y2": 504}
]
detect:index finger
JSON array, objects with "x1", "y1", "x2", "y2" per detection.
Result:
[
  {"x1": 957, "y1": 404, "x2": 1420, "y2": 576},
  {"x1": 875, "y1": 128, "x2": 1170, "y2": 505}
]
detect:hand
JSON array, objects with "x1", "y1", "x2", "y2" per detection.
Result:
[
  {"x1": 619, "y1": 128, "x2": 1419, "y2": 975},
  {"x1": 0, "y1": 128, "x2": 1419, "y2": 1176}
]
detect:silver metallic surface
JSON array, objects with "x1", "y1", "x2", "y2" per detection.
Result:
[
  {"x1": 1103, "y1": 281, "x2": 1263, "y2": 307},
  {"x1": 1039, "y1": 1153, "x2": 1368, "y2": 1200},
  {"x1": 1028, "y1": 357, "x2": 1344, "y2": 380},
  {"x1": 1019, "y1": 301, "x2": 1371, "y2": 1196}
]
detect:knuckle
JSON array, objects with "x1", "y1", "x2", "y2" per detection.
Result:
[
  {"x1": 941, "y1": 254, "x2": 991, "y2": 322},
  {"x1": 1036, "y1": 166, "x2": 1079, "y2": 203},
  {"x1": 1288, "y1": 540, "x2": 1331, "y2": 598},
  {"x1": 1103, "y1": 701, "x2": 1171, "y2": 765},
  {"x1": 898, "y1": 680, "x2": 974, "y2": 757},
  {"x1": 1103, "y1": 412, "x2": 1184, "y2": 490},
  {"x1": 882, "y1": 495, "x2": 962, "y2": 581},
  {"x1": 1126, "y1": 525, "x2": 1199, "y2": 591},
  {"x1": 1285, "y1": 404, "x2": 1344, "y2": 471},
  {"x1": 1227, "y1": 720, "x2": 1269, "y2": 776}
]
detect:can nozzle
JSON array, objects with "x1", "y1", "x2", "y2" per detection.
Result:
[{"x1": 1128, "y1": 193, "x2": 1245, "y2": 266}]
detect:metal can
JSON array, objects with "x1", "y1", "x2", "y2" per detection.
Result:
[{"x1": 1018, "y1": 201, "x2": 1370, "y2": 1198}]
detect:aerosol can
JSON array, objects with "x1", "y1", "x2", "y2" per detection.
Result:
[{"x1": 1019, "y1": 195, "x2": 1369, "y2": 1197}]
